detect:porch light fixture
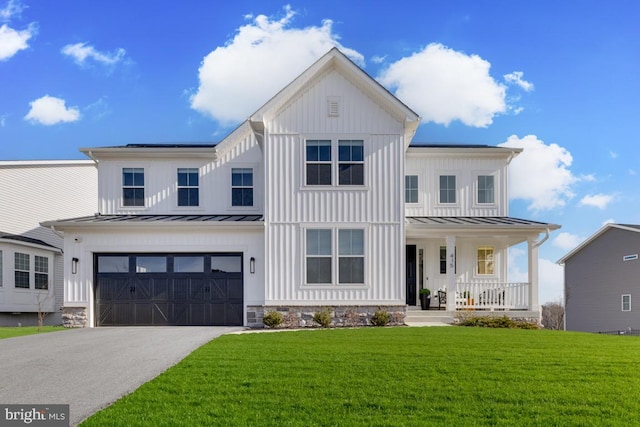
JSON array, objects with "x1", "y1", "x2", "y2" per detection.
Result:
[
  {"x1": 250, "y1": 257, "x2": 255, "y2": 274},
  {"x1": 72, "y1": 257, "x2": 79, "y2": 275}
]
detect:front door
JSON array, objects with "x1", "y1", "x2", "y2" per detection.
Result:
[{"x1": 406, "y1": 245, "x2": 417, "y2": 305}]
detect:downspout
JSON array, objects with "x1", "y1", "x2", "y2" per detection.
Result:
[
  {"x1": 49, "y1": 225, "x2": 64, "y2": 239},
  {"x1": 533, "y1": 228, "x2": 550, "y2": 248},
  {"x1": 86, "y1": 150, "x2": 98, "y2": 167}
]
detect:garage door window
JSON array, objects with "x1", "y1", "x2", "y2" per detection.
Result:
[
  {"x1": 98, "y1": 256, "x2": 129, "y2": 273},
  {"x1": 174, "y1": 256, "x2": 204, "y2": 273},
  {"x1": 136, "y1": 256, "x2": 167, "y2": 273},
  {"x1": 211, "y1": 255, "x2": 242, "y2": 273}
]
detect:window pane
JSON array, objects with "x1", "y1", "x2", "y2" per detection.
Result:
[
  {"x1": 439, "y1": 175, "x2": 456, "y2": 203},
  {"x1": 339, "y1": 229, "x2": 364, "y2": 255},
  {"x1": 477, "y1": 247, "x2": 494, "y2": 275},
  {"x1": 307, "y1": 229, "x2": 332, "y2": 256},
  {"x1": 338, "y1": 141, "x2": 363, "y2": 161},
  {"x1": 338, "y1": 164, "x2": 364, "y2": 185},
  {"x1": 35, "y1": 273, "x2": 48, "y2": 290},
  {"x1": 15, "y1": 252, "x2": 29, "y2": 270},
  {"x1": 339, "y1": 257, "x2": 364, "y2": 283},
  {"x1": 174, "y1": 256, "x2": 204, "y2": 273},
  {"x1": 622, "y1": 295, "x2": 631, "y2": 311},
  {"x1": 306, "y1": 164, "x2": 332, "y2": 185},
  {"x1": 136, "y1": 257, "x2": 167, "y2": 273},
  {"x1": 406, "y1": 175, "x2": 418, "y2": 203},
  {"x1": 478, "y1": 175, "x2": 494, "y2": 204},
  {"x1": 307, "y1": 258, "x2": 332, "y2": 283},
  {"x1": 211, "y1": 256, "x2": 242, "y2": 273},
  {"x1": 98, "y1": 256, "x2": 129, "y2": 273},
  {"x1": 15, "y1": 271, "x2": 29, "y2": 288},
  {"x1": 35, "y1": 256, "x2": 48, "y2": 273},
  {"x1": 306, "y1": 140, "x2": 331, "y2": 161}
]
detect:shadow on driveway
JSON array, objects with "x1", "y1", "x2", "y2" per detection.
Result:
[{"x1": 0, "y1": 327, "x2": 243, "y2": 425}]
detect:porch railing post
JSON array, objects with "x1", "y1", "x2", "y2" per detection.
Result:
[{"x1": 528, "y1": 237, "x2": 540, "y2": 312}]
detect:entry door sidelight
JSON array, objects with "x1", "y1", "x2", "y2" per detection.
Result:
[{"x1": 406, "y1": 245, "x2": 417, "y2": 305}]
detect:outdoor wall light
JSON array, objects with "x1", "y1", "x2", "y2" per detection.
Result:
[
  {"x1": 72, "y1": 257, "x2": 79, "y2": 275},
  {"x1": 250, "y1": 257, "x2": 255, "y2": 274}
]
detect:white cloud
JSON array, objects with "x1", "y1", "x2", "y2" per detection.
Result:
[
  {"x1": 61, "y1": 42, "x2": 126, "y2": 66},
  {"x1": 24, "y1": 95, "x2": 80, "y2": 125},
  {"x1": 371, "y1": 54, "x2": 386, "y2": 64},
  {"x1": 609, "y1": 151, "x2": 618, "y2": 159},
  {"x1": 539, "y1": 258, "x2": 564, "y2": 305},
  {"x1": 579, "y1": 193, "x2": 614, "y2": 209},
  {"x1": 503, "y1": 71, "x2": 534, "y2": 92},
  {"x1": 500, "y1": 135, "x2": 579, "y2": 212},
  {"x1": 0, "y1": 21, "x2": 34, "y2": 60},
  {"x1": 0, "y1": 0, "x2": 23, "y2": 21},
  {"x1": 378, "y1": 43, "x2": 507, "y2": 127},
  {"x1": 553, "y1": 232, "x2": 583, "y2": 251},
  {"x1": 190, "y1": 6, "x2": 364, "y2": 125}
]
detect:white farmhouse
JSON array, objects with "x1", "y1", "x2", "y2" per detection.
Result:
[{"x1": 43, "y1": 49, "x2": 559, "y2": 328}]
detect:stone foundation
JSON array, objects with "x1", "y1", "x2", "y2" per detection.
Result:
[
  {"x1": 247, "y1": 305, "x2": 406, "y2": 329},
  {"x1": 62, "y1": 306, "x2": 88, "y2": 328}
]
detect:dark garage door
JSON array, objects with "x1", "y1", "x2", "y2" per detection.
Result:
[{"x1": 95, "y1": 253, "x2": 243, "y2": 326}]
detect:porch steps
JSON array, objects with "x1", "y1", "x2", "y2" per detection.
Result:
[{"x1": 404, "y1": 307, "x2": 454, "y2": 326}]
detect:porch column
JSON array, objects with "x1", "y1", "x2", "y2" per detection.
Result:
[
  {"x1": 528, "y1": 236, "x2": 540, "y2": 312},
  {"x1": 446, "y1": 235, "x2": 456, "y2": 311}
]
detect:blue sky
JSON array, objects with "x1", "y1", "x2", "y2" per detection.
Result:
[{"x1": 1, "y1": 0, "x2": 639, "y2": 303}]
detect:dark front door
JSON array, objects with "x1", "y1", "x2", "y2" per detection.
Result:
[
  {"x1": 95, "y1": 253, "x2": 243, "y2": 326},
  {"x1": 406, "y1": 245, "x2": 417, "y2": 305}
]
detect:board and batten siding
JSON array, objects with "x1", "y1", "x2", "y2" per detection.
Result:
[
  {"x1": 98, "y1": 132, "x2": 262, "y2": 215},
  {"x1": 565, "y1": 227, "x2": 640, "y2": 332},
  {"x1": 404, "y1": 154, "x2": 509, "y2": 217},
  {"x1": 262, "y1": 67, "x2": 406, "y2": 304}
]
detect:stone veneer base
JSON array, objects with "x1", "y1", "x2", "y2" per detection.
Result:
[
  {"x1": 62, "y1": 306, "x2": 88, "y2": 328},
  {"x1": 247, "y1": 305, "x2": 407, "y2": 329}
]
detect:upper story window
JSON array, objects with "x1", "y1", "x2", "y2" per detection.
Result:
[
  {"x1": 338, "y1": 140, "x2": 364, "y2": 185},
  {"x1": 14, "y1": 252, "x2": 29, "y2": 289},
  {"x1": 477, "y1": 246, "x2": 495, "y2": 275},
  {"x1": 122, "y1": 168, "x2": 145, "y2": 207},
  {"x1": 622, "y1": 294, "x2": 631, "y2": 312},
  {"x1": 34, "y1": 255, "x2": 48, "y2": 290},
  {"x1": 177, "y1": 168, "x2": 199, "y2": 207},
  {"x1": 439, "y1": 175, "x2": 456, "y2": 204},
  {"x1": 477, "y1": 175, "x2": 495, "y2": 204},
  {"x1": 405, "y1": 175, "x2": 418, "y2": 203},
  {"x1": 306, "y1": 140, "x2": 332, "y2": 185},
  {"x1": 232, "y1": 168, "x2": 254, "y2": 207}
]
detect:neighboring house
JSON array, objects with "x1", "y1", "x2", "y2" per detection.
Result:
[
  {"x1": 0, "y1": 160, "x2": 97, "y2": 326},
  {"x1": 42, "y1": 48, "x2": 559, "y2": 328},
  {"x1": 558, "y1": 224, "x2": 640, "y2": 333}
]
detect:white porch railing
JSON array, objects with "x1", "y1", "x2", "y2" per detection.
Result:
[{"x1": 455, "y1": 282, "x2": 530, "y2": 310}]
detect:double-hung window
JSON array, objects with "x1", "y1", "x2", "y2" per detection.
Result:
[
  {"x1": 477, "y1": 175, "x2": 495, "y2": 204},
  {"x1": 477, "y1": 246, "x2": 495, "y2": 275},
  {"x1": 177, "y1": 168, "x2": 199, "y2": 207},
  {"x1": 338, "y1": 229, "x2": 364, "y2": 283},
  {"x1": 15, "y1": 252, "x2": 29, "y2": 289},
  {"x1": 231, "y1": 168, "x2": 254, "y2": 206},
  {"x1": 405, "y1": 175, "x2": 418, "y2": 203},
  {"x1": 123, "y1": 168, "x2": 145, "y2": 207},
  {"x1": 306, "y1": 140, "x2": 332, "y2": 185},
  {"x1": 439, "y1": 175, "x2": 456, "y2": 204},
  {"x1": 622, "y1": 294, "x2": 631, "y2": 312},
  {"x1": 306, "y1": 229, "x2": 332, "y2": 284},
  {"x1": 306, "y1": 228, "x2": 365, "y2": 285},
  {"x1": 35, "y1": 255, "x2": 48, "y2": 290},
  {"x1": 338, "y1": 140, "x2": 364, "y2": 185}
]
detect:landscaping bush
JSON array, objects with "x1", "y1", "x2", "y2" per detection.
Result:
[
  {"x1": 313, "y1": 308, "x2": 332, "y2": 328},
  {"x1": 370, "y1": 309, "x2": 390, "y2": 327},
  {"x1": 458, "y1": 315, "x2": 539, "y2": 329},
  {"x1": 262, "y1": 311, "x2": 284, "y2": 328}
]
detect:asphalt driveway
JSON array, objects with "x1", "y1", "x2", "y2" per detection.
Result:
[{"x1": 0, "y1": 326, "x2": 242, "y2": 425}]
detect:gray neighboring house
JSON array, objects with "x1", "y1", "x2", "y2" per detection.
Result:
[{"x1": 559, "y1": 224, "x2": 640, "y2": 333}]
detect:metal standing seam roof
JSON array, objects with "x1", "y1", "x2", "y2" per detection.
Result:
[
  {"x1": 44, "y1": 214, "x2": 264, "y2": 225},
  {"x1": 406, "y1": 216, "x2": 560, "y2": 228}
]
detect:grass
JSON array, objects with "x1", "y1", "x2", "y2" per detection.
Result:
[
  {"x1": 0, "y1": 325, "x2": 65, "y2": 339},
  {"x1": 82, "y1": 327, "x2": 640, "y2": 426}
]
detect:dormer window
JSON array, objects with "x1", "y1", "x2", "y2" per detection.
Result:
[{"x1": 122, "y1": 168, "x2": 145, "y2": 207}]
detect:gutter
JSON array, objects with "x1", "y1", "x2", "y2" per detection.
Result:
[{"x1": 532, "y1": 228, "x2": 550, "y2": 248}]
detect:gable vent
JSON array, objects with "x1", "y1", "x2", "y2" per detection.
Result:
[{"x1": 327, "y1": 96, "x2": 340, "y2": 117}]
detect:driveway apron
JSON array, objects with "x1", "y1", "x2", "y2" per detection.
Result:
[{"x1": 0, "y1": 327, "x2": 242, "y2": 425}]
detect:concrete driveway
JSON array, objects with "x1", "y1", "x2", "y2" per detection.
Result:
[{"x1": 0, "y1": 327, "x2": 242, "y2": 425}]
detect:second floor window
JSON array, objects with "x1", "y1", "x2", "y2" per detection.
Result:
[
  {"x1": 123, "y1": 168, "x2": 145, "y2": 207},
  {"x1": 232, "y1": 168, "x2": 253, "y2": 206},
  {"x1": 15, "y1": 252, "x2": 29, "y2": 289},
  {"x1": 177, "y1": 168, "x2": 199, "y2": 207},
  {"x1": 439, "y1": 175, "x2": 456, "y2": 204},
  {"x1": 478, "y1": 175, "x2": 495, "y2": 204},
  {"x1": 306, "y1": 140, "x2": 332, "y2": 185},
  {"x1": 338, "y1": 140, "x2": 364, "y2": 185},
  {"x1": 405, "y1": 175, "x2": 418, "y2": 203}
]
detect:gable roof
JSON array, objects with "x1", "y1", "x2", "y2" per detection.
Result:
[
  {"x1": 0, "y1": 232, "x2": 61, "y2": 253},
  {"x1": 245, "y1": 47, "x2": 421, "y2": 148},
  {"x1": 557, "y1": 223, "x2": 640, "y2": 264}
]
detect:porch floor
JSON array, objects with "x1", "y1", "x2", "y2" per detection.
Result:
[{"x1": 405, "y1": 306, "x2": 454, "y2": 326}]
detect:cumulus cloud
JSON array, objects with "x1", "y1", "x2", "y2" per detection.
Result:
[
  {"x1": 378, "y1": 43, "x2": 508, "y2": 127},
  {"x1": 503, "y1": 71, "x2": 534, "y2": 92},
  {"x1": 500, "y1": 135, "x2": 579, "y2": 212},
  {"x1": 553, "y1": 232, "x2": 583, "y2": 251},
  {"x1": 190, "y1": 6, "x2": 363, "y2": 125},
  {"x1": 579, "y1": 193, "x2": 614, "y2": 209},
  {"x1": 61, "y1": 42, "x2": 126, "y2": 66},
  {"x1": 24, "y1": 95, "x2": 80, "y2": 125}
]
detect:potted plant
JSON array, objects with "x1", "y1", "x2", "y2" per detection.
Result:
[{"x1": 419, "y1": 288, "x2": 431, "y2": 310}]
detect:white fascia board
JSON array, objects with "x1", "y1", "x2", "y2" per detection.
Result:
[
  {"x1": 0, "y1": 238, "x2": 62, "y2": 254},
  {"x1": 0, "y1": 160, "x2": 94, "y2": 167},
  {"x1": 79, "y1": 147, "x2": 217, "y2": 160},
  {"x1": 406, "y1": 146, "x2": 522, "y2": 159}
]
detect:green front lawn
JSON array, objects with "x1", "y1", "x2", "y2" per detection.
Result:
[
  {"x1": 82, "y1": 327, "x2": 640, "y2": 426},
  {"x1": 0, "y1": 326, "x2": 65, "y2": 339}
]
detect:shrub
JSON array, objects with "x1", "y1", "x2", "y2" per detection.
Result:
[
  {"x1": 313, "y1": 308, "x2": 332, "y2": 328},
  {"x1": 370, "y1": 309, "x2": 390, "y2": 327},
  {"x1": 263, "y1": 311, "x2": 284, "y2": 328},
  {"x1": 458, "y1": 315, "x2": 539, "y2": 329}
]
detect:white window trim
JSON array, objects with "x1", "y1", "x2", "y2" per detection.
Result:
[
  {"x1": 622, "y1": 294, "x2": 632, "y2": 312},
  {"x1": 227, "y1": 163, "x2": 261, "y2": 212},
  {"x1": 301, "y1": 225, "x2": 368, "y2": 289},
  {"x1": 475, "y1": 246, "x2": 497, "y2": 277},
  {"x1": 301, "y1": 135, "x2": 369, "y2": 191},
  {"x1": 230, "y1": 167, "x2": 255, "y2": 208},
  {"x1": 405, "y1": 173, "x2": 420, "y2": 205},
  {"x1": 436, "y1": 172, "x2": 459, "y2": 206},
  {"x1": 176, "y1": 167, "x2": 201, "y2": 209},
  {"x1": 120, "y1": 164, "x2": 149, "y2": 210},
  {"x1": 473, "y1": 171, "x2": 498, "y2": 207}
]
